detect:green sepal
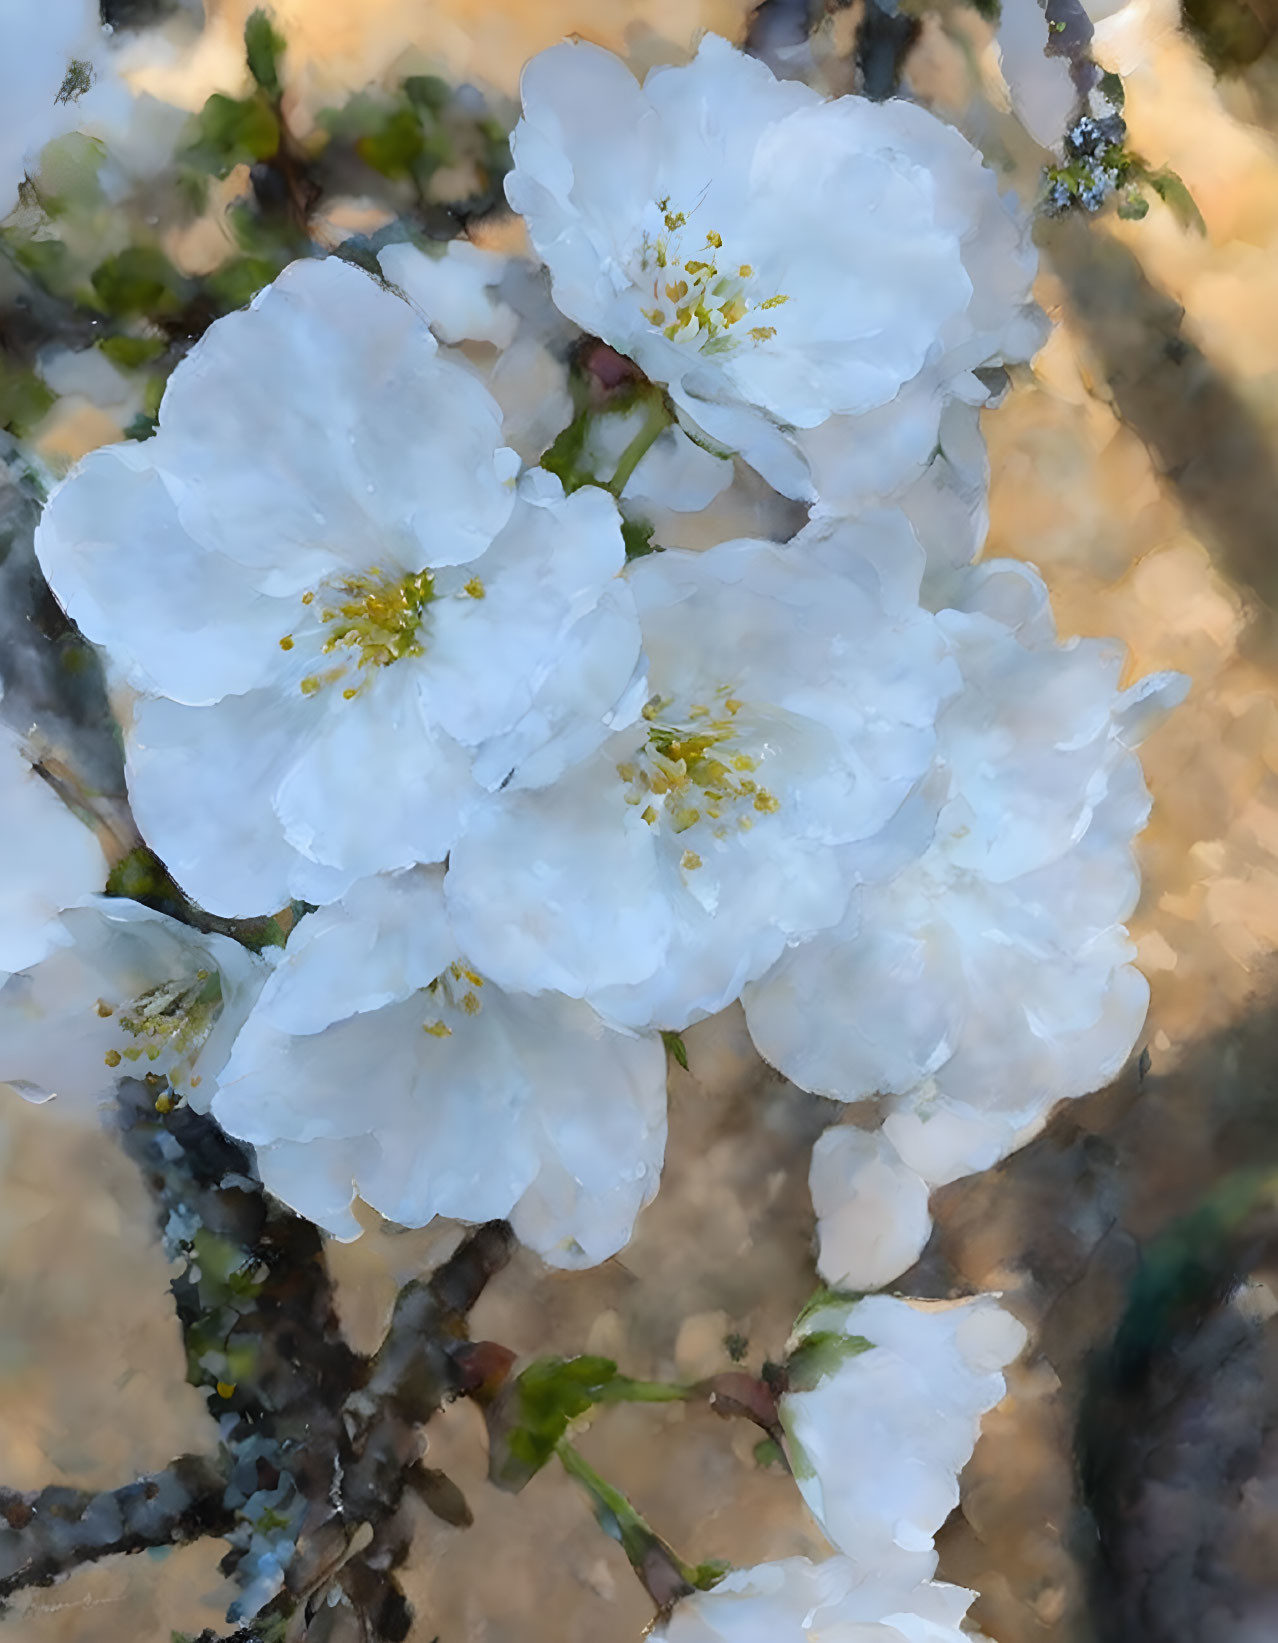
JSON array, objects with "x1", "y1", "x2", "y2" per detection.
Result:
[
  {"x1": 784, "y1": 1330, "x2": 875, "y2": 1392},
  {"x1": 660, "y1": 1029, "x2": 689, "y2": 1069}
]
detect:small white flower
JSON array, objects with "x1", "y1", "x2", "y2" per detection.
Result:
[
  {"x1": 445, "y1": 533, "x2": 955, "y2": 1031},
  {"x1": 744, "y1": 560, "x2": 1187, "y2": 1183},
  {"x1": 36, "y1": 257, "x2": 645, "y2": 916},
  {"x1": 780, "y1": 1293, "x2": 1027, "y2": 1578},
  {"x1": 507, "y1": 33, "x2": 1040, "y2": 508},
  {"x1": 0, "y1": 0, "x2": 104, "y2": 219},
  {"x1": 809, "y1": 1125, "x2": 933, "y2": 1293},
  {"x1": 0, "y1": 714, "x2": 106, "y2": 977},
  {"x1": 0, "y1": 896, "x2": 270, "y2": 1112},
  {"x1": 651, "y1": 1555, "x2": 979, "y2": 1643},
  {"x1": 212, "y1": 868, "x2": 668, "y2": 1268}
]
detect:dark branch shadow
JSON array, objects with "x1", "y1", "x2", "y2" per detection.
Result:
[{"x1": 1042, "y1": 213, "x2": 1278, "y2": 655}]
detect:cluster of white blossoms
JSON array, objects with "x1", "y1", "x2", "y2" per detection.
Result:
[
  {"x1": 655, "y1": 1293, "x2": 1027, "y2": 1640},
  {"x1": 3, "y1": 27, "x2": 1184, "y2": 1633},
  {"x1": 20, "y1": 24, "x2": 1179, "y2": 1290}
]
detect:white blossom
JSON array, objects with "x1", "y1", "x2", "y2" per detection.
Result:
[
  {"x1": 0, "y1": 713, "x2": 107, "y2": 977},
  {"x1": 35, "y1": 257, "x2": 645, "y2": 916},
  {"x1": 212, "y1": 868, "x2": 668, "y2": 1268},
  {"x1": 744, "y1": 559, "x2": 1187, "y2": 1183},
  {"x1": 810, "y1": 1125, "x2": 933, "y2": 1293},
  {"x1": 0, "y1": 0, "x2": 104, "y2": 220},
  {"x1": 780, "y1": 1293, "x2": 1026, "y2": 1579},
  {"x1": 651, "y1": 1555, "x2": 979, "y2": 1643},
  {"x1": 507, "y1": 32, "x2": 1040, "y2": 512},
  {"x1": 996, "y1": 0, "x2": 1078, "y2": 150},
  {"x1": 0, "y1": 896, "x2": 269, "y2": 1112},
  {"x1": 445, "y1": 533, "x2": 955, "y2": 1031}
]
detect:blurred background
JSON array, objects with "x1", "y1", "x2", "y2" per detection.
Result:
[{"x1": 5, "y1": 0, "x2": 1278, "y2": 1638}]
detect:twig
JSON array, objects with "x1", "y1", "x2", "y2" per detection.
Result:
[{"x1": 0, "y1": 1455, "x2": 233, "y2": 1601}]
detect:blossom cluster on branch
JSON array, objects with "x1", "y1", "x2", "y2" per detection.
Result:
[{"x1": 0, "y1": 5, "x2": 1186, "y2": 1638}]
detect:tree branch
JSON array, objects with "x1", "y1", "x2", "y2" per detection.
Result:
[
  {"x1": 0, "y1": 1454, "x2": 233, "y2": 1601},
  {"x1": 115, "y1": 1077, "x2": 515, "y2": 1639}
]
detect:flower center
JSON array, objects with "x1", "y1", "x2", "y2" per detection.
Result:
[
  {"x1": 421, "y1": 961, "x2": 486, "y2": 1040},
  {"x1": 99, "y1": 969, "x2": 223, "y2": 1097},
  {"x1": 617, "y1": 688, "x2": 782, "y2": 869},
  {"x1": 637, "y1": 201, "x2": 789, "y2": 355},
  {"x1": 280, "y1": 565, "x2": 486, "y2": 700}
]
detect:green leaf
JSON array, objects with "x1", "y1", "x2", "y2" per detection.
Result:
[
  {"x1": 98, "y1": 335, "x2": 167, "y2": 370},
  {"x1": 1145, "y1": 166, "x2": 1207, "y2": 234},
  {"x1": 0, "y1": 363, "x2": 55, "y2": 435},
  {"x1": 356, "y1": 107, "x2": 427, "y2": 180},
  {"x1": 8, "y1": 233, "x2": 72, "y2": 289},
  {"x1": 244, "y1": 9, "x2": 287, "y2": 99},
  {"x1": 204, "y1": 253, "x2": 280, "y2": 312},
  {"x1": 186, "y1": 93, "x2": 280, "y2": 177},
  {"x1": 91, "y1": 246, "x2": 187, "y2": 318},
  {"x1": 32, "y1": 132, "x2": 106, "y2": 215},
  {"x1": 491, "y1": 1355, "x2": 620, "y2": 1489},
  {"x1": 660, "y1": 1029, "x2": 689, "y2": 1069},
  {"x1": 140, "y1": 374, "x2": 166, "y2": 421},
  {"x1": 403, "y1": 74, "x2": 451, "y2": 115},
  {"x1": 1117, "y1": 192, "x2": 1150, "y2": 220},
  {"x1": 124, "y1": 413, "x2": 159, "y2": 442},
  {"x1": 1098, "y1": 69, "x2": 1126, "y2": 110},
  {"x1": 784, "y1": 1330, "x2": 875, "y2": 1392}
]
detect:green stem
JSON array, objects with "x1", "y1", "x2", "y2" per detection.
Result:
[
  {"x1": 607, "y1": 391, "x2": 672, "y2": 498},
  {"x1": 555, "y1": 1441, "x2": 727, "y2": 1606},
  {"x1": 598, "y1": 1377, "x2": 694, "y2": 1405}
]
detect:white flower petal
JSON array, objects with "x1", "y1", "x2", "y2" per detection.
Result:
[
  {"x1": 810, "y1": 1126, "x2": 934, "y2": 1291},
  {"x1": 448, "y1": 534, "x2": 952, "y2": 1030},
  {"x1": 0, "y1": 896, "x2": 269, "y2": 1113},
  {"x1": 0, "y1": 720, "x2": 106, "y2": 974},
  {"x1": 508, "y1": 34, "x2": 1038, "y2": 506},
  {"x1": 214, "y1": 869, "x2": 668, "y2": 1264},
  {"x1": 746, "y1": 565, "x2": 1182, "y2": 1179},
  {"x1": 378, "y1": 239, "x2": 520, "y2": 347},
  {"x1": 780, "y1": 1294, "x2": 1026, "y2": 1573},
  {"x1": 652, "y1": 1556, "x2": 977, "y2": 1643}
]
